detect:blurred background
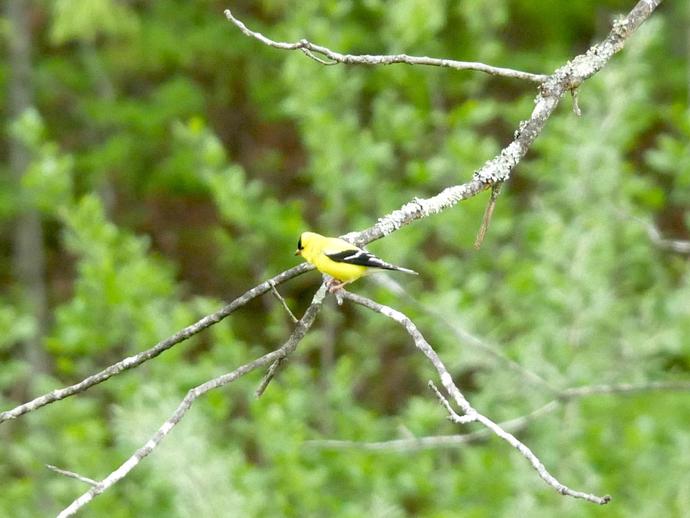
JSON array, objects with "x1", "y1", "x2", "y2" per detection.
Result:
[{"x1": 2, "y1": 0, "x2": 690, "y2": 516}]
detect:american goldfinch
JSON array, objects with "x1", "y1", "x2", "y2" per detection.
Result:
[{"x1": 295, "y1": 231, "x2": 417, "y2": 291}]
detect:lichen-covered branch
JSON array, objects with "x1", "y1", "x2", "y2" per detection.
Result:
[{"x1": 345, "y1": 0, "x2": 663, "y2": 246}]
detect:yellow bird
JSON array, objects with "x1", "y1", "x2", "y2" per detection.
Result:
[{"x1": 295, "y1": 231, "x2": 417, "y2": 291}]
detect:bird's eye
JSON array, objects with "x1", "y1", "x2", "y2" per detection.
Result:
[{"x1": 297, "y1": 238, "x2": 302, "y2": 250}]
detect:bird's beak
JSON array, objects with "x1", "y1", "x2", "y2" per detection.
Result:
[{"x1": 294, "y1": 249, "x2": 301, "y2": 256}]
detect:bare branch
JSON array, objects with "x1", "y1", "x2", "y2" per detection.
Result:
[
  {"x1": 0, "y1": 264, "x2": 312, "y2": 424},
  {"x1": 561, "y1": 380, "x2": 690, "y2": 398},
  {"x1": 46, "y1": 465, "x2": 98, "y2": 487},
  {"x1": 344, "y1": 0, "x2": 663, "y2": 247},
  {"x1": 342, "y1": 291, "x2": 610, "y2": 505},
  {"x1": 474, "y1": 182, "x2": 502, "y2": 249},
  {"x1": 57, "y1": 285, "x2": 327, "y2": 518},
  {"x1": 307, "y1": 380, "x2": 690, "y2": 452},
  {"x1": 306, "y1": 400, "x2": 560, "y2": 452},
  {"x1": 224, "y1": 9, "x2": 548, "y2": 83},
  {"x1": 269, "y1": 280, "x2": 298, "y2": 323},
  {"x1": 644, "y1": 221, "x2": 690, "y2": 254}
]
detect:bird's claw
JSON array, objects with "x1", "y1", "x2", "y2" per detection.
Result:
[{"x1": 326, "y1": 279, "x2": 345, "y2": 293}]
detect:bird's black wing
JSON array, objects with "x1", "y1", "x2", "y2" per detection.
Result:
[{"x1": 325, "y1": 249, "x2": 416, "y2": 274}]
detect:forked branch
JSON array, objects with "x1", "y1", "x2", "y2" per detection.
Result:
[{"x1": 342, "y1": 291, "x2": 611, "y2": 505}]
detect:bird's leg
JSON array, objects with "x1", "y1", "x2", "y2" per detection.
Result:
[{"x1": 326, "y1": 278, "x2": 345, "y2": 293}]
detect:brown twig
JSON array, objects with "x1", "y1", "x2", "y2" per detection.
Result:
[{"x1": 474, "y1": 182, "x2": 502, "y2": 249}]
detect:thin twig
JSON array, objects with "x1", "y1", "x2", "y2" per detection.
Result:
[
  {"x1": 342, "y1": 291, "x2": 611, "y2": 505},
  {"x1": 561, "y1": 380, "x2": 690, "y2": 398},
  {"x1": 428, "y1": 380, "x2": 476, "y2": 424},
  {"x1": 258, "y1": 282, "x2": 303, "y2": 396},
  {"x1": 306, "y1": 400, "x2": 560, "y2": 452},
  {"x1": 474, "y1": 182, "x2": 502, "y2": 249},
  {"x1": 306, "y1": 380, "x2": 690, "y2": 452},
  {"x1": 224, "y1": 10, "x2": 548, "y2": 83},
  {"x1": 255, "y1": 357, "x2": 286, "y2": 397},
  {"x1": 570, "y1": 88, "x2": 582, "y2": 116},
  {"x1": 269, "y1": 280, "x2": 298, "y2": 323},
  {"x1": 643, "y1": 221, "x2": 690, "y2": 254},
  {"x1": 57, "y1": 285, "x2": 327, "y2": 518},
  {"x1": 46, "y1": 465, "x2": 98, "y2": 487}
]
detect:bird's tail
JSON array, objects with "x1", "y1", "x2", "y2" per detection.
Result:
[{"x1": 393, "y1": 266, "x2": 418, "y2": 275}]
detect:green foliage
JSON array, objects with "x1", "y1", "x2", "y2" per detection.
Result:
[{"x1": 1, "y1": 1, "x2": 689, "y2": 517}]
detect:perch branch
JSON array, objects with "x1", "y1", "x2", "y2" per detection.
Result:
[
  {"x1": 57, "y1": 285, "x2": 327, "y2": 518},
  {"x1": 342, "y1": 291, "x2": 611, "y2": 505},
  {"x1": 224, "y1": 9, "x2": 549, "y2": 83}
]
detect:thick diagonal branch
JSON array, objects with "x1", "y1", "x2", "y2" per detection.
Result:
[{"x1": 345, "y1": 0, "x2": 663, "y2": 246}]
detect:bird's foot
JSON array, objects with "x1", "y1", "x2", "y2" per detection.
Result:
[
  {"x1": 326, "y1": 279, "x2": 347, "y2": 305},
  {"x1": 326, "y1": 279, "x2": 345, "y2": 293}
]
